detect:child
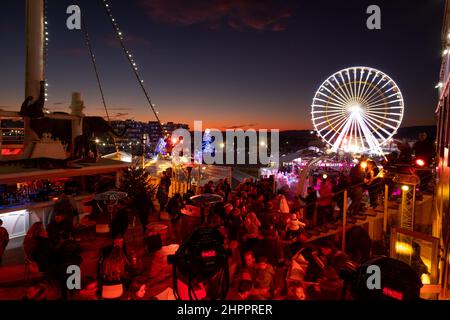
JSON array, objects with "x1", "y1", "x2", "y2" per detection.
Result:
[{"x1": 285, "y1": 213, "x2": 306, "y2": 241}]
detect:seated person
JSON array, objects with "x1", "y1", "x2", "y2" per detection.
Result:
[
  {"x1": 23, "y1": 222, "x2": 52, "y2": 273},
  {"x1": 252, "y1": 256, "x2": 275, "y2": 298}
]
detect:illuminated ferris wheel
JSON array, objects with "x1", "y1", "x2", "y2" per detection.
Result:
[{"x1": 311, "y1": 66, "x2": 404, "y2": 154}]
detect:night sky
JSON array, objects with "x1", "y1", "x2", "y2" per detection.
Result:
[{"x1": 0, "y1": 0, "x2": 445, "y2": 130}]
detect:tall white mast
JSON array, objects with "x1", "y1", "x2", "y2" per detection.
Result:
[{"x1": 25, "y1": 0, "x2": 44, "y2": 100}]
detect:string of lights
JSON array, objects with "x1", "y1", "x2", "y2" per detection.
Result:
[
  {"x1": 43, "y1": 0, "x2": 49, "y2": 103},
  {"x1": 100, "y1": 0, "x2": 165, "y2": 136}
]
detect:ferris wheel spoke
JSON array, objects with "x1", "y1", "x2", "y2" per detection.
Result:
[
  {"x1": 332, "y1": 115, "x2": 353, "y2": 151},
  {"x1": 366, "y1": 104, "x2": 403, "y2": 110},
  {"x1": 312, "y1": 104, "x2": 347, "y2": 111},
  {"x1": 312, "y1": 97, "x2": 347, "y2": 109},
  {"x1": 365, "y1": 114, "x2": 399, "y2": 131},
  {"x1": 362, "y1": 113, "x2": 397, "y2": 137},
  {"x1": 356, "y1": 119, "x2": 366, "y2": 151},
  {"x1": 364, "y1": 79, "x2": 392, "y2": 105},
  {"x1": 364, "y1": 112, "x2": 401, "y2": 127},
  {"x1": 358, "y1": 70, "x2": 373, "y2": 102},
  {"x1": 313, "y1": 113, "x2": 346, "y2": 127},
  {"x1": 339, "y1": 71, "x2": 354, "y2": 101},
  {"x1": 357, "y1": 113, "x2": 384, "y2": 151},
  {"x1": 365, "y1": 110, "x2": 403, "y2": 117},
  {"x1": 359, "y1": 72, "x2": 383, "y2": 103},
  {"x1": 354, "y1": 68, "x2": 361, "y2": 99},
  {"x1": 316, "y1": 90, "x2": 349, "y2": 107},
  {"x1": 344, "y1": 71, "x2": 356, "y2": 100},
  {"x1": 360, "y1": 75, "x2": 386, "y2": 104},
  {"x1": 326, "y1": 117, "x2": 352, "y2": 145},
  {"x1": 356, "y1": 68, "x2": 365, "y2": 99},
  {"x1": 321, "y1": 115, "x2": 350, "y2": 140},
  {"x1": 334, "y1": 75, "x2": 353, "y2": 102},
  {"x1": 327, "y1": 78, "x2": 352, "y2": 103},
  {"x1": 311, "y1": 110, "x2": 343, "y2": 115},
  {"x1": 366, "y1": 100, "x2": 403, "y2": 111},
  {"x1": 366, "y1": 93, "x2": 402, "y2": 109},
  {"x1": 349, "y1": 117, "x2": 358, "y2": 148},
  {"x1": 321, "y1": 83, "x2": 350, "y2": 105},
  {"x1": 359, "y1": 113, "x2": 389, "y2": 140}
]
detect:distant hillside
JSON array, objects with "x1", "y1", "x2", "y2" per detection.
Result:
[{"x1": 394, "y1": 125, "x2": 437, "y2": 140}]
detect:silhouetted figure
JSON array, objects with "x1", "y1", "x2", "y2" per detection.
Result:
[
  {"x1": 20, "y1": 81, "x2": 45, "y2": 118},
  {"x1": 0, "y1": 219, "x2": 9, "y2": 265}
]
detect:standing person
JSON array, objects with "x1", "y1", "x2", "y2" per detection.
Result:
[
  {"x1": 156, "y1": 184, "x2": 168, "y2": 221},
  {"x1": 160, "y1": 170, "x2": 172, "y2": 194},
  {"x1": 317, "y1": 178, "x2": 333, "y2": 227},
  {"x1": 348, "y1": 161, "x2": 365, "y2": 216},
  {"x1": 333, "y1": 174, "x2": 350, "y2": 221},
  {"x1": 204, "y1": 180, "x2": 215, "y2": 194},
  {"x1": 223, "y1": 178, "x2": 231, "y2": 203},
  {"x1": 299, "y1": 187, "x2": 317, "y2": 229},
  {"x1": 227, "y1": 208, "x2": 243, "y2": 241},
  {"x1": 0, "y1": 219, "x2": 9, "y2": 265},
  {"x1": 413, "y1": 132, "x2": 434, "y2": 165},
  {"x1": 54, "y1": 234, "x2": 83, "y2": 300},
  {"x1": 111, "y1": 200, "x2": 130, "y2": 239},
  {"x1": 364, "y1": 160, "x2": 381, "y2": 209}
]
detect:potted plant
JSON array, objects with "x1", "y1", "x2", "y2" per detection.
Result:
[{"x1": 119, "y1": 166, "x2": 156, "y2": 233}]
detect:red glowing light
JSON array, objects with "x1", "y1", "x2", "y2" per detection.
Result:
[
  {"x1": 382, "y1": 287, "x2": 403, "y2": 300},
  {"x1": 201, "y1": 250, "x2": 216, "y2": 258},
  {"x1": 416, "y1": 159, "x2": 425, "y2": 167},
  {"x1": 1, "y1": 148, "x2": 23, "y2": 156}
]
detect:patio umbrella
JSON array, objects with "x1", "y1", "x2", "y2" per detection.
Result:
[
  {"x1": 94, "y1": 191, "x2": 128, "y2": 232},
  {"x1": 95, "y1": 191, "x2": 128, "y2": 202},
  {"x1": 190, "y1": 193, "x2": 223, "y2": 225},
  {"x1": 190, "y1": 193, "x2": 223, "y2": 207}
]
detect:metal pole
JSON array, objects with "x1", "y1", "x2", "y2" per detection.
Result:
[
  {"x1": 25, "y1": 0, "x2": 44, "y2": 101},
  {"x1": 383, "y1": 184, "x2": 389, "y2": 233},
  {"x1": 342, "y1": 189, "x2": 348, "y2": 252},
  {"x1": 24, "y1": 0, "x2": 44, "y2": 155}
]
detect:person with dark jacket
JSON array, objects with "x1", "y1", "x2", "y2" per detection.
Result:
[
  {"x1": 166, "y1": 193, "x2": 184, "y2": 222},
  {"x1": 156, "y1": 184, "x2": 168, "y2": 221},
  {"x1": 332, "y1": 174, "x2": 350, "y2": 220},
  {"x1": 111, "y1": 200, "x2": 130, "y2": 239},
  {"x1": 47, "y1": 213, "x2": 75, "y2": 246},
  {"x1": 364, "y1": 160, "x2": 381, "y2": 209},
  {"x1": 348, "y1": 162, "x2": 365, "y2": 216},
  {"x1": 412, "y1": 132, "x2": 434, "y2": 164},
  {"x1": 53, "y1": 235, "x2": 82, "y2": 300},
  {"x1": 299, "y1": 187, "x2": 317, "y2": 229},
  {"x1": 223, "y1": 178, "x2": 231, "y2": 202}
]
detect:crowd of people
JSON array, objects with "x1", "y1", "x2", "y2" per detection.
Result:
[
  {"x1": 157, "y1": 172, "x2": 380, "y2": 300},
  {"x1": 12, "y1": 132, "x2": 435, "y2": 300}
]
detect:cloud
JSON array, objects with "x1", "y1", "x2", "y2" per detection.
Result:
[
  {"x1": 105, "y1": 34, "x2": 152, "y2": 48},
  {"x1": 137, "y1": 0, "x2": 295, "y2": 31},
  {"x1": 224, "y1": 123, "x2": 258, "y2": 129}
]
